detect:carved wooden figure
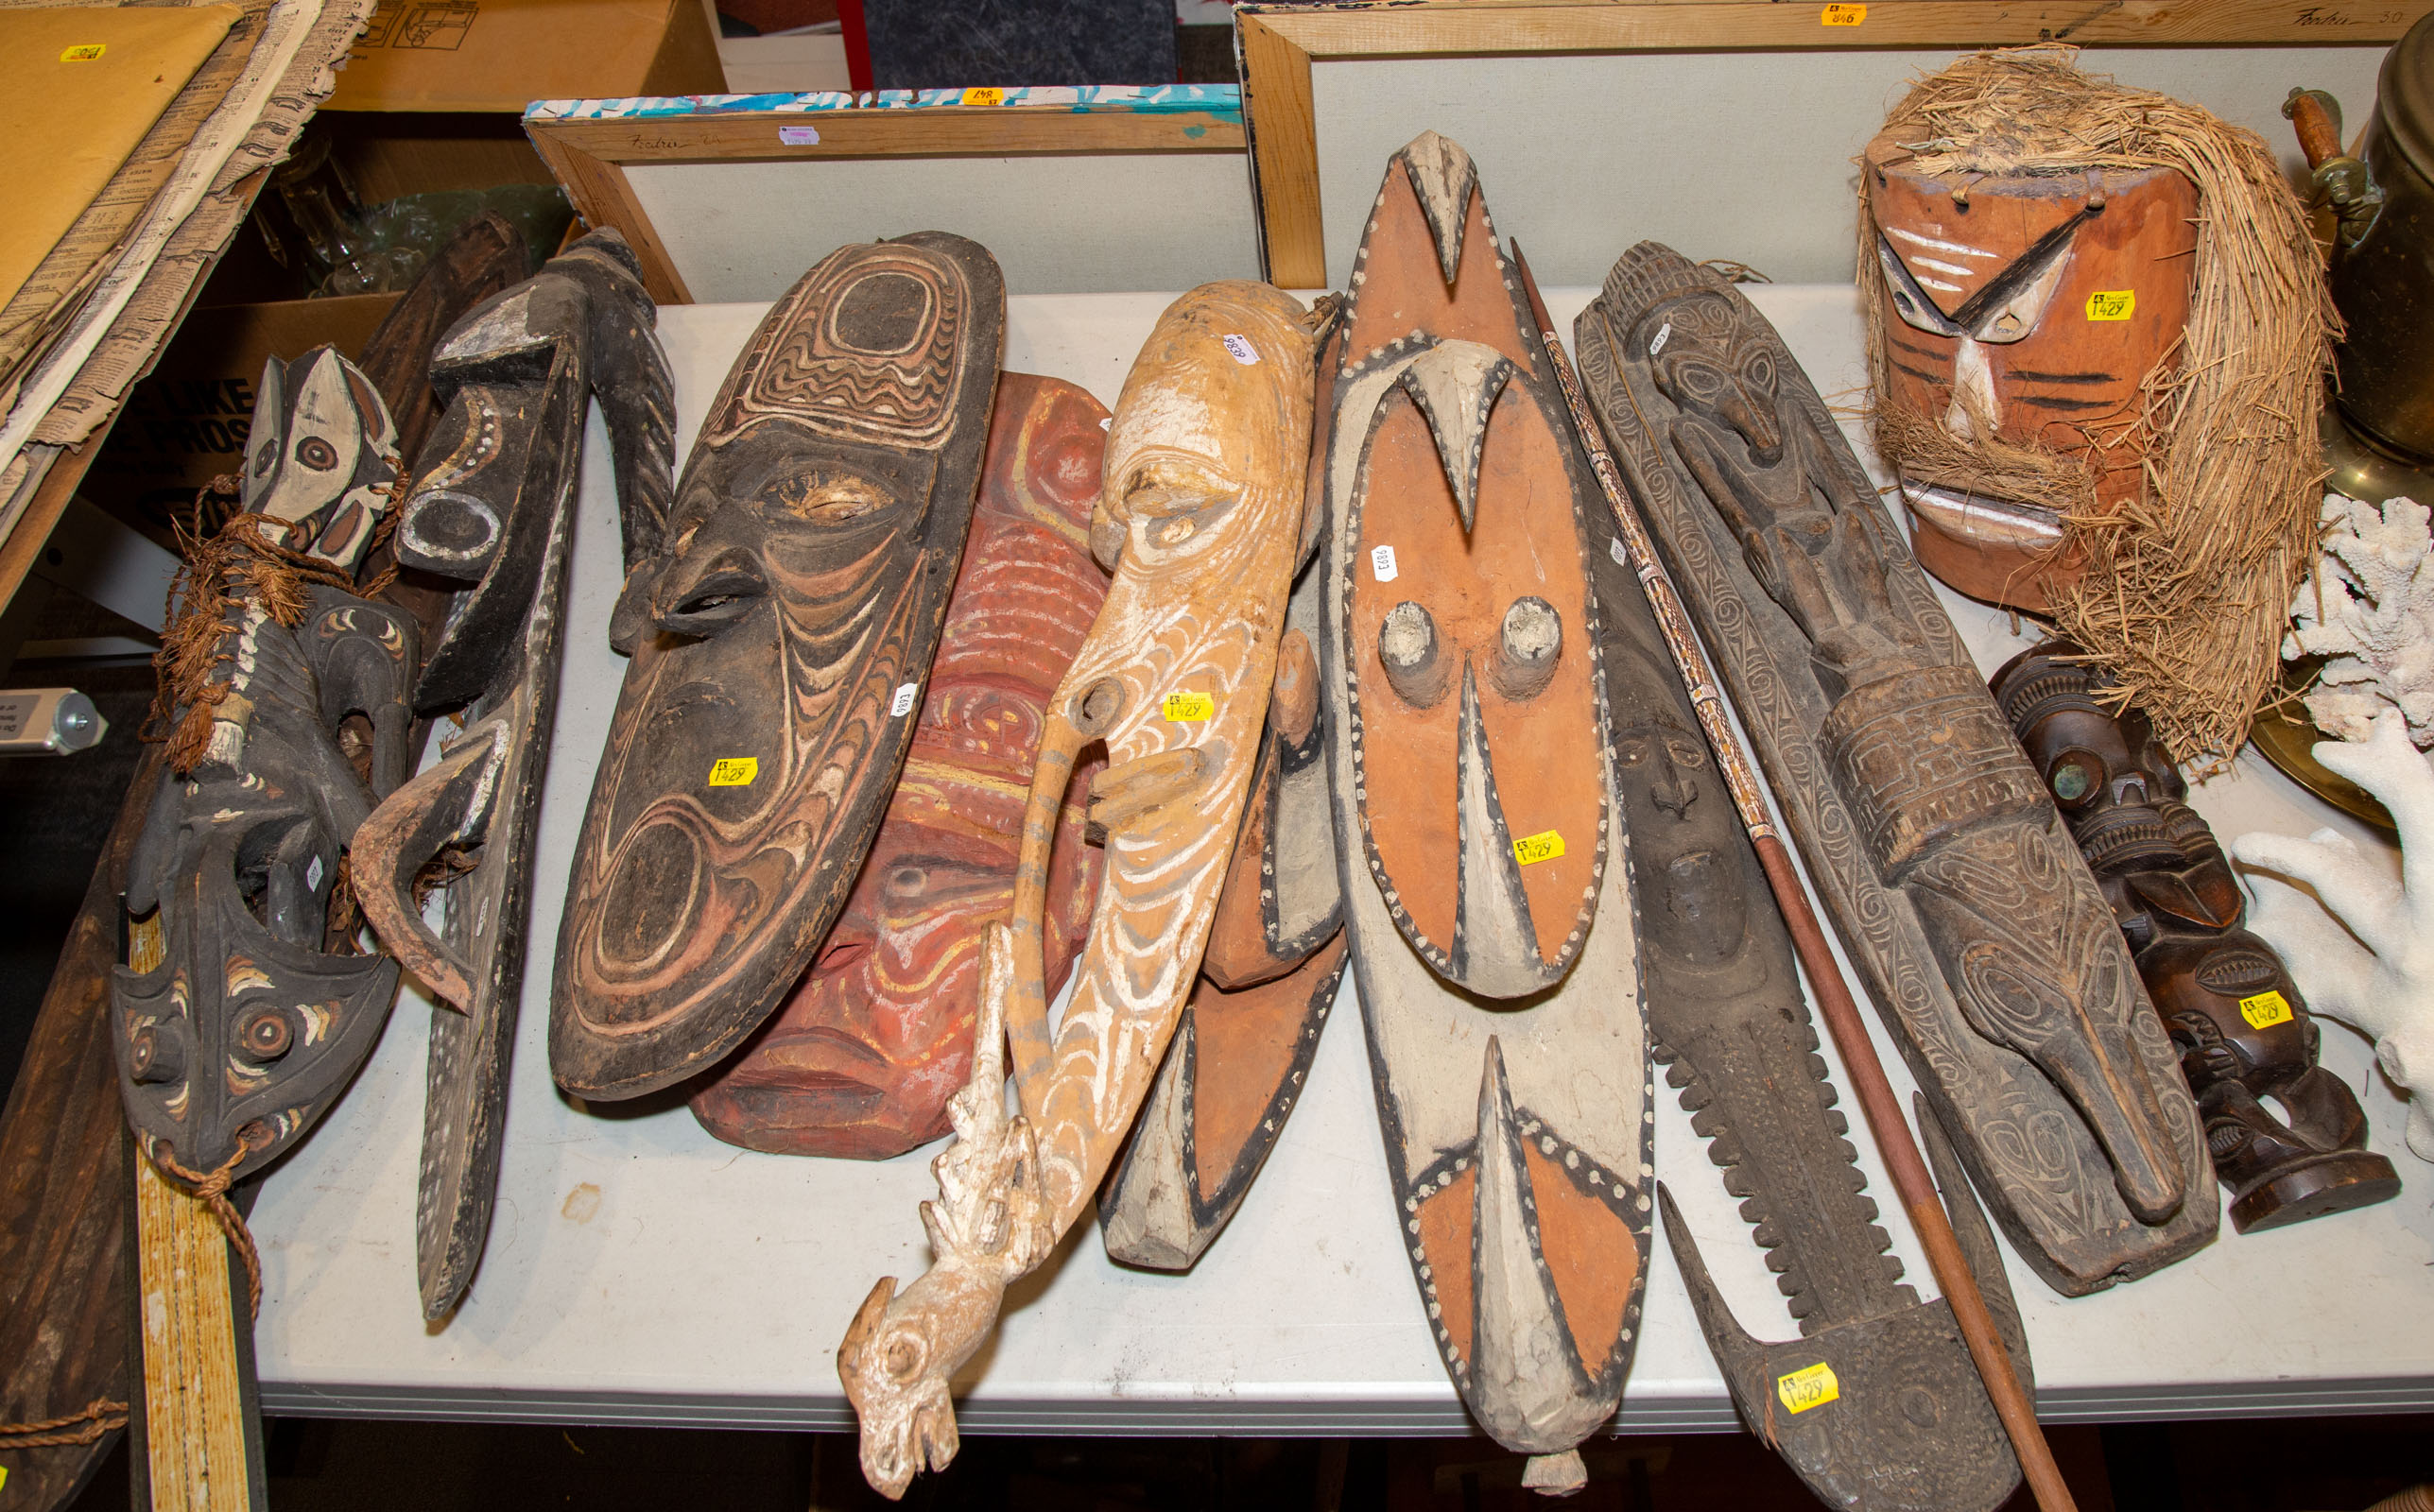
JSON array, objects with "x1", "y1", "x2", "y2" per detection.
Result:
[
  {"x1": 1584, "y1": 492, "x2": 2028, "y2": 1511},
  {"x1": 351, "y1": 232, "x2": 675, "y2": 1318},
  {"x1": 691, "y1": 373, "x2": 1113, "y2": 1160},
  {"x1": 838, "y1": 282, "x2": 1317, "y2": 1499},
  {"x1": 1323, "y1": 133, "x2": 1647, "y2": 1491},
  {"x1": 553, "y1": 235, "x2": 1005, "y2": 1099},
  {"x1": 1101, "y1": 536, "x2": 1349, "y2": 1266},
  {"x1": 1994, "y1": 643, "x2": 2401, "y2": 1232},
  {"x1": 1864, "y1": 128, "x2": 2196, "y2": 610},
  {"x1": 112, "y1": 351, "x2": 421, "y2": 1189},
  {"x1": 1576, "y1": 242, "x2": 2215, "y2": 1296}
]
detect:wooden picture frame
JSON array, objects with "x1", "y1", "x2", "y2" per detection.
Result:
[
  {"x1": 1235, "y1": 0, "x2": 2434, "y2": 287},
  {"x1": 525, "y1": 88, "x2": 1250, "y2": 304}
]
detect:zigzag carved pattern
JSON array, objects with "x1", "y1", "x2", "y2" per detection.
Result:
[{"x1": 708, "y1": 249, "x2": 969, "y2": 448}]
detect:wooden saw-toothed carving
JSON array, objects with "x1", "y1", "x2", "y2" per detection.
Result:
[
  {"x1": 552, "y1": 234, "x2": 1005, "y2": 1100},
  {"x1": 351, "y1": 232, "x2": 675, "y2": 1319},
  {"x1": 1584, "y1": 482, "x2": 2028, "y2": 1512},
  {"x1": 1576, "y1": 242, "x2": 2216, "y2": 1295},
  {"x1": 837, "y1": 282, "x2": 1317, "y2": 1499},
  {"x1": 690, "y1": 373, "x2": 1113, "y2": 1160},
  {"x1": 1325, "y1": 133, "x2": 1648, "y2": 1485}
]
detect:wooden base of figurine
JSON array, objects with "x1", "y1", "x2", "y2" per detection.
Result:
[{"x1": 2230, "y1": 1147, "x2": 2401, "y2": 1233}]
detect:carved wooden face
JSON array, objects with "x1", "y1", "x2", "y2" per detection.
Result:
[
  {"x1": 1864, "y1": 136, "x2": 2198, "y2": 566},
  {"x1": 690, "y1": 376, "x2": 1111, "y2": 1158},
  {"x1": 242, "y1": 346, "x2": 399, "y2": 573},
  {"x1": 112, "y1": 594, "x2": 415, "y2": 1181},
  {"x1": 1637, "y1": 291, "x2": 1785, "y2": 464},
  {"x1": 554, "y1": 235, "x2": 1001, "y2": 1098},
  {"x1": 1332, "y1": 137, "x2": 1611, "y2": 1000}
]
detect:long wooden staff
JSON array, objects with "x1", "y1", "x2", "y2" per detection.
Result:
[{"x1": 1513, "y1": 245, "x2": 2078, "y2": 1512}]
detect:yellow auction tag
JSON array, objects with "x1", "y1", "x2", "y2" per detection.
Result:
[
  {"x1": 1821, "y1": 3, "x2": 1865, "y2": 24},
  {"x1": 1512, "y1": 830, "x2": 1566, "y2": 867},
  {"x1": 1162, "y1": 690, "x2": 1216, "y2": 722},
  {"x1": 2086, "y1": 289, "x2": 2135, "y2": 320},
  {"x1": 60, "y1": 43, "x2": 106, "y2": 60},
  {"x1": 1776, "y1": 1362, "x2": 1840, "y2": 1414},
  {"x1": 708, "y1": 757, "x2": 759, "y2": 787},
  {"x1": 2239, "y1": 989, "x2": 2295, "y2": 1030},
  {"x1": 960, "y1": 87, "x2": 1006, "y2": 107}
]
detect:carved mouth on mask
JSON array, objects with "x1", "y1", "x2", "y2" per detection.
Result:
[{"x1": 552, "y1": 234, "x2": 1005, "y2": 1100}]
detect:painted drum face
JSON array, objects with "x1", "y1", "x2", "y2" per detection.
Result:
[
  {"x1": 1330, "y1": 131, "x2": 1613, "y2": 1001},
  {"x1": 691, "y1": 374, "x2": 1113, "y2": 1158},
  {"x1": 1864, "y1": 134, "x2": 2197, "y2": 610},
  {"x1": 552, "y1": 234, "x2": 1005, "y2": 1100},
  {"x1": 112, "y1": 587, "x2": 418, "y2": 1183}
]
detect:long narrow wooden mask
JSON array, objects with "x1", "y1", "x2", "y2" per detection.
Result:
[
  {"x1": 1330, "y1": 129, "x2": 1610, "y2": 999},
  {"x1": 552, "y1": 234, "x2": 1005, "y2": 1100}
]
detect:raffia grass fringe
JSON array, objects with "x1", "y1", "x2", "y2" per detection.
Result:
[
  {"x1": 142, "y1": 467, "x2": 403, "y2": 775},
  {"x1": 1860, "y1": 46, "x2": 2335, "y2": 770},
  {"x1": 0, "y1": 1397, "x2": 129, "y2": 1450}
]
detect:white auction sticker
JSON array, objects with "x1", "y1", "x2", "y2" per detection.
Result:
[
  {"x1": 1371, "y1": 543, "x2": 1399, "y2": 582},
  {"x1": 778, "y1": 125, "x2": 822, "y2": 146},
  {"x1": 890, "y1": 682, "x2": 919, "y2": 717},
  {"x1": 1649, "y1": 322, "x2": 1672, "y2": 356},
  {"x1": 1221, "y1": 334, "x2": 1259, "y2": 366},
  {"x1": 1611, "y1": 537, "x2": 1629, "y2": 568},
  {"x1": 306, "y1": 855, "x2": 324, "y2": 892}
]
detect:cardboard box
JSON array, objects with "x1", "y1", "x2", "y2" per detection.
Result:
[
  {"x1": 81, "y1": 294, "x2": 400, "y2": 541},
  {"x1": 329, "y1": 0, "x2": 722, "y2": 112}
]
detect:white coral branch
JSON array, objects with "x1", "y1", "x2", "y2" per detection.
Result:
[
  {"x1": 2287, "y1": 492, "x2": 2434, "y2": 746},
  {"x1": 2231, "y1": 712, "x2": 2434, "y2": 1161}
]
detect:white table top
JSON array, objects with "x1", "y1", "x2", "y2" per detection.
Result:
[{"x1": 250, "y1": 286, "x2": 2434, "y2": 1435}]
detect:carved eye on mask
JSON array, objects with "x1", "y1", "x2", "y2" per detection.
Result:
[
  {"x1": 296, "y1": 436, "x2": 339, "y2": 471},
  {"x1": 238, "y1": 1007, "x2": 294, "y2": 1062},
  {"x1": 656, "y1": 553, "x2": 769, "y2": 639},
  {"x1": 1874, "y1": 206, "x2": 2089, "y2": 346},
  {"x1": 2046, "y1": 747, "x2": 2104, "y2": 808},
  {"x1": 1120, "y1": 457, "x2": 1238, "y2": 550},
  {"x1": 129, "y1": 1025, "x2": 183, "y2": 1085},
  {"x1": 768, "y1": 471, "x2": 891, "y2": 524},
  {"x1": 1493, "y1": 596, "x2": 1562, "y2": 699},
  {"x1": 1377, "y1": 599, "x2": 1450, "y2": 708}
]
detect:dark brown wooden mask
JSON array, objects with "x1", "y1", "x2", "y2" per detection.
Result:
[
  {"x1": 1864, "y1": 133, "x2": 2196, "y2": 610},
  {"x1": 1329, "y1": 129, "x2": 1611, "y2": 999},
  {"x1": 112, "y1": 586, "x2": 418, "y2": 1182},
  {"x1": 551, "y1": 233, "x2": 1004, "y2": 1100}
]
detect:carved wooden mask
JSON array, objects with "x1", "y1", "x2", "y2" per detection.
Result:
[
  {"x1": 1330, "y1": 130, "x2": 1611, "y2": 999},
  {"x1": 1864, "y1": 133, "x2": 2196, "y2": 607},
  {"x1": 112, "y1": 588, "x2": 418, "y2": 1181},
  {"x1": 690, "y1": 374, "x2": 1112, "y2": 1158},
  {"x1": 241, "y1": 346, "x2": 401, "y2": 573},
  {"x1": 551, "y1": 234, "x2": 1004, "y2": 1100}
]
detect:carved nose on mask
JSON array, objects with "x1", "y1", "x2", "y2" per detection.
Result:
[
  {"x1": 1492, "y1": 597, "x2": 1561, "y2": 700},
  {"x1": 1378, "y1": 600, "x2": 1451, "y2": 708},
  {"x1": 1727, "y1": 387, "x2": 1782, "y2": 463}
]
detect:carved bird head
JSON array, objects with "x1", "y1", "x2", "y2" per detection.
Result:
[{"x1": 837, "y1": 1276, "x2": 960, "y2": 1500}]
